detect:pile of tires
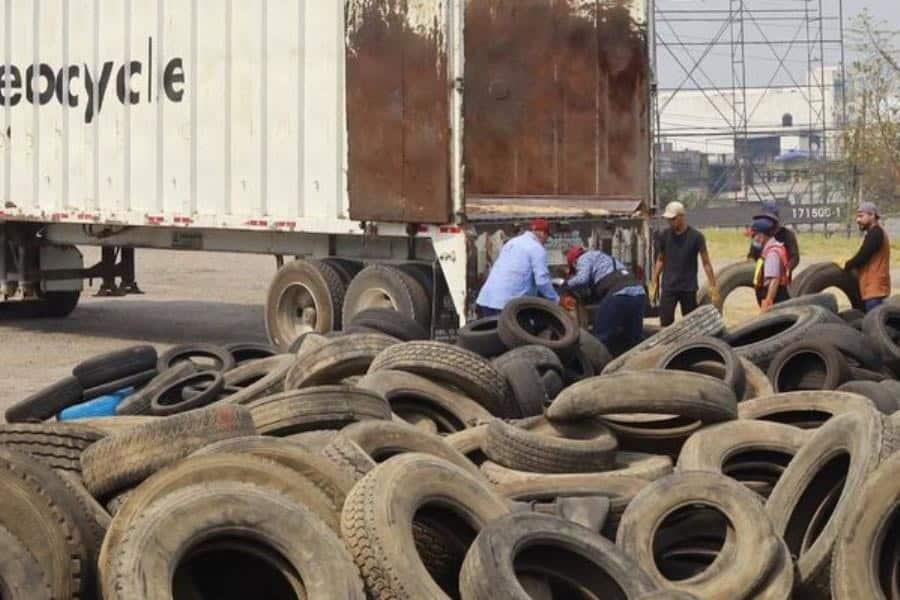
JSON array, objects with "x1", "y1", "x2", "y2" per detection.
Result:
[{"x1": 1, "y1": 295, "x2": 899, "y2": 598}]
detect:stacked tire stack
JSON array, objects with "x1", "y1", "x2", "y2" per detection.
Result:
[{"x1": 0, "y1": 294, "x2": 900, "y2": 598}]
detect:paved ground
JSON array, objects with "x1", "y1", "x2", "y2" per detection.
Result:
[{"x1": 0, "y1": 248, "x2": 274, "y2": 410}]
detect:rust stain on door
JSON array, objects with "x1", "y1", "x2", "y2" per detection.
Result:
[
  {"x1": 346, "y1": 0, "x2": 451, "y2": 224},
  {"x1": 464, "y1": 0, "x2": 649, "y2": 202}
]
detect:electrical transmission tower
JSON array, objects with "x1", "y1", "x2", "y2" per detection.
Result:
[{"x1": 651, "y1": 0, "x2": 847, "y2": 208}]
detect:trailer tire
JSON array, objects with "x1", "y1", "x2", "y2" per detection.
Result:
[
  {"x1": 36, "y1": 290, "x2": 81, "y2": 318},
  {"x1": 343, "y1": 264, "x2": 430, "y2": 330},
  {"x1": 265, "y1": 258, "x2": 346, "y2": 350},
  {"x1": 4, "y1": 376, "x2": 84, "y2": 423},
  {"x1": 79, "y1": 404, "x2": 256, "y2": 499}
]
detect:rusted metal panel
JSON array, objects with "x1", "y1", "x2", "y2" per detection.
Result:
[
  {"x1": 345, "y1": 0, "x2": 452, "y2": 225},
  {"x1": 466, "y1": 195, "x2": 644, "y2": 219},
  {"x1": 464, "y1": 0, "x2": 649, "y2": 205}
]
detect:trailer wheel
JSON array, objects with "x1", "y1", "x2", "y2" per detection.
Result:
[
  {"x1": 36, "y1": 291, "x2": 81, "y2": 318},
  {"x1": 265, "y1": 259, "x2": 345, "y2": 350},
  {"x1": 342, "y1": 264, "x2": 430, "y2": 329}
]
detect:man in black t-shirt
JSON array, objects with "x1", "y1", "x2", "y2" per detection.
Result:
[
  {"x1": 747, "y1": 203, "x2": 800, "y2": 276},
  {"x1": 651, "y1": 202, "x2": 719, "y2": 326}
]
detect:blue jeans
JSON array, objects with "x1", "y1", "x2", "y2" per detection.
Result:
[
  {"x1": 593, "y1": 294, "x2": 645, "y2": 356},
  {"x1": 864, "y1": 297, "x2": 886, "y2": 313}
]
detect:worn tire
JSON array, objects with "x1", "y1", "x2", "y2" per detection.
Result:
[
  {"x1": 548, "y1": 370, "x2": 738, "y2": 425},
  {"x1": 658, "y1": 336, "x2": 747, "y2": 400},
  {"x1": 356, "y1": 369, "x2": 491, "y2": 433},
  {"x1": 725, "y1": 305, "x2": 838, "y2": 368},
  {"x1": 349, "y1": 308, "x2": 429, "y2": 341},
  {"x1": 156, "y1": 343, "x2": 235, "y2": 373},
  {"x1": 149, "y1": 371, "x2": 225, "y2": 416},
  {"x1": 805, "y1": 322, "x2": 883, "y2": 371},
  {"x1": 72, "y1": 345, "x2": 159, "y2": 389},
  {"x1": 605, "y1": 305, "x2": 725, "y2": 375},
  {"x1": 82, "y1": 368, "x2": 158, "y2": 401},
  {"x1": 698, "y1": 260, "x2": 755, "y2": 310},
  {"x1": 79, "y1": 404, "x2": 256, "y2": 499},
  {"x1": 788, "y1": 262, "x2": 864, "y2": 310},
  {"x1": 576, "y1": 329, "x2": 613, "y2": 373},
  {"x1": 739, "y1": 391, "x2": 875, "y2": 429},
  {"x1": 248, "y1": 386, "x2": 391, "y2": 436},
  {"x1": 461, "y1": 512, "x2": 657, "y2": 600},
  {"x1": 496, "y1": 359, "x2": 548, "y2": 418},
  {"x1": 677, "y1": 420, "x2": 809, "y2": 498},
  {"x1": 341, "y1": 454, "x2": 511, "y2": 599},
  {"x1": 484, "y1": 417, "x2": 617, "y2": 473},
  {"x1": 618, "y1": 471, "x2": 791, "y2": 600},
  {"x1": 482, "y1": 452, "x2": 674, "y2": 487},
  {"x1": 498, "y1": 297, "x2": 579, "y2": 355},
  {"x1": 342, "y1": 263, "x2": 431, "y2": 330},
  {"x1": 219, "y1": 354, "x2": 294, "y2": 405},
  {"x1": 774, "y1": 292, "x2": 840, "y2": 314},
  {"x1": 102, "y1": 482, "x2": 365, "y2": 600},
  {"x1": 223, "y1": 341, "x2": 278, "y2": 365},
  {"x1": 862, "y1": 303, "x2": 900, "y2": 375},
  {"x1": 0, "y1": 422, "x2": 104, "y2": 475},
  {"x1": 742, "y1": 357, "x2": 775, "y2": 400},
  {"x1": 767, "y1": 339, "x2": 851, "y2": 393},
  {"x1": 369, "y1": 341, "x2": 513, "y2": 417},
  {"x1": 457, "y1": 316, "x2": 507, "y2": 358},
  {"x1": 493, "y1": 344, "x2": 564, "y2": 376},
  {"x1": 115, "y1": 362, "x2": 196, "y2": 415},
  {"x1": 284, "y1": 333, "x2": 398, "y2": 389},
  {"x1": 4, "y1": 376, "x2": 84, "y2": 423},
  {"x1": 831, "y1": 451, "x2": 900, "y2": 599},
  {"x1": 0, "y1": 523, "x2": 52, "y2": 599},
  {"x1": 766, "y1": 409, "x2": 895, "y2": 596},
  {"x1": 836, "y1": 381, "x2": 899, "y2": 414}
]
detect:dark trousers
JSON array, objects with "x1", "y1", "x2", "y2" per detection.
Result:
[
  {"x1": 476, "y1": 305, "x2": 502, "y2": 319},
  {"x1": 593, "y1": 294, "x2": 645, "y2": 356},
  {"x1": 659, "y1": 291, "x2": 698, "y2": 327},
  {"x1": 864, "y1": 297, "x2": 886, "y2": 313}
]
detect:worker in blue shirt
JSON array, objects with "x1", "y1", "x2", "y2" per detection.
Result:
[
  {"x1": 563, "y1": 246, "x2": 646, "y2": 355},
  {"x1": 476, "y1": 219, "x2": 560, "y2": 317}
]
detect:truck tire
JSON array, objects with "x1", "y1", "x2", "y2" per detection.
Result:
[
  {"x1": 79, "y1": 404, "x2": 256, "y2": 499},
  {"x1": 72, "y1": 345, "x2": 159, "y2": 389},
  {"x1": 348, "y1": 308, "x2": 429, "y2": 341},
  {"x1": 773, "y1": 292, "x2": 839, "y2": 313},
  {"x1": 481, "y1": 452, "x2": 674, "y2": 486},
  {"x1": 265, "y1": 258, "x2": 346, "y2": 350},
  {"x1": 804, "y1": 322, "x2": 883, "y2": 371},
  {"x1": 0, "y1": 523, "x2": 53, "y2": 599},
  {"x1": 831, "y1": 451, "x2": 900, "y2": 599},
  {"x1": 4, "y1": 376, "x2": 84, "y2": 423},
  {"x1": 223, "y1": 342, "x2": 279, "y2": 365},
  {"x1": 788, "y1": 262, "x2": 864, "y2": 310},
  {"x1": 862, "y1": 304, "x2": 900, "y2": 375},
  {"x1": 248, "y1": 386, "x2": 391, "y2": 436},
  {"x1": 0, "y1": 422, "x2": 104, "y2": 475},
  {"x1": 340, "y1": 454, "x2": 511, "y2": 600},
  {"x1": 342, "y1": 264, "x2": 430, "y2": 331},
  {"x1": 484, "y1": 418, "x2": 617, "y2": 473},
  {"x1": 82, "y1": 368, "x2": 158, "y2": 401},
  {"x1": 766, "y1": 409, "x2": 894, "y2": 596},
  {"x1": 767, "y1": 339, "x2": 851, "y2": 393},
  {"x1": 35, "y1": 290, "x2": 81, "y2": 318},
  {"x1": 836, "y1": 381, "x2": 899, "y2": 414},
  {"x1": 356, "y1": 370, "x2": 492, "y2": 433},
  {"x1": 457, "y1": 316, "x2": 507, "y2": 357},
  {"x1": 149, "y1": 371, "x2": 225, "y2": 416},
  {"x1": 498, "y1": 297, "x2": 579, "y2": 355},
  {"x1": 493, "y1": 345, "x2": 564, "y2": 375},
  {"x1": 101, "y1": 482, "x2": 364, "y2": 600},
  {"x1": 322, "y1": 257, "x2": 363, "y2": 286},
  {"x1": 698, "y1": 260, "x2": 755, "y2": 310},
  {"x1": 604, "y1": 305, "x2": 725, "y2": 375},
  {"x1": 724, "y1": 305, "x2": 838, "y2": 368},
  {"x1": 284, "y1": 333, "x2": 397, "y2": 389},
  {"x1": 219, "y1": 354, "x2": 294, "y2": 405},
  {"x1": 658, "y1": 336, "x2": 746, "y2": 400},
  {"x1": 461, "y1": 512, "x2": 657, "y2": 600},
  {"x1": 369, "y1": 341, "x2": 514, "y2": 417},
  {"x1": 496, "y1": 358, "x2": 549, "y2": 417},
  {"x1": 156, "y1": 343, "x2": 235, "y2": 373},
  {"x1": 739, "y1": 390, "x2": 874, "y2": 429}
]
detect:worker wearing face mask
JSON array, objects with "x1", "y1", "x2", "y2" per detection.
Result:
[
  {"x1": 751, "y1": 218, "x2": 791, "y2": 312},
  {"x1": 747, "y1": 203, "x2": 800, "y2": 278}
]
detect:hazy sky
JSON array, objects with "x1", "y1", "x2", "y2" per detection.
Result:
[{"x1": 656, "y1": 0, "x2": 900, "y2": 89}]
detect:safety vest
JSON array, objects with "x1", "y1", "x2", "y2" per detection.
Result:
[{"x1": 754, "y1": 242, "x2": 791, "y2": 289}]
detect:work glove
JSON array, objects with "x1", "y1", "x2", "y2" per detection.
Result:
[{"x1": 708, "y1": 286, "x2": 723, "y2": 307}]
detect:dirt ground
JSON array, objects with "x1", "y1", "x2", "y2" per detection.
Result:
[{"x1": 0, "y1": 248, "x2": 275, "y2": 410}]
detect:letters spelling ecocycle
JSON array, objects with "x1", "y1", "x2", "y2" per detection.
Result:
[{"x1": 0, "y1": 37, "x2": 185, "y2": 124}]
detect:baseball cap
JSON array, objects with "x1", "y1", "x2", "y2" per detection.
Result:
[
  {"x1": 857, "y1": 201, "x2": 879, "y2": 217},
  {"x1": 751, "y1": 217, "x2": 776, "y2": 236},
  {"x1": 662, "y1": 202, "x2": 686, "y2": 219},
  {"x1": 566, "y1": 246, "x2": 586, "y2": 268},
  {"x1": 531, "y1": 218, "x2": 551, "y2": 234},
  {"x1": 754, "y1": 202, "x2": 780, "y2": 223}
]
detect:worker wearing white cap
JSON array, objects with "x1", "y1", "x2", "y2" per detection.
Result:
[
  {"x1": 651, "y1": 202, "x2": 720, "y2": 326},
  {"x1": 841, "y1": 202, "x2": 891, "y2": 312}
]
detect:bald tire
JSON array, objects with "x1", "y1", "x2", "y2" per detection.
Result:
[
  {"x1": 340, "y1": 454, "x2": 511, "y2": 600},
  {"x1": 461, "y1": 512, "x2": 657, "y2": 600},
  {"x1": 283, "y1": 333, "x2": 398, "y2": 389},
  {"x1": 98, "y1": 453, "x2": 341, "y2": 582},
  {"x1": 102, "y1": 482, "x2": 365, "y2": 600},
  {"x1": 766, "y1": 409, "x2": 897, "y2": 597},
  {"x1": 79, "y1": 404, "x2": 256, "y2": 499}
]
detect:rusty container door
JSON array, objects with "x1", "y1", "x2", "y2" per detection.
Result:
[
  {"x1": 464, "y1": 0, "x2": 649, "y2": 207},
  {"x1": 345, "y1": 1, "x2": 452, "y2": 224}
]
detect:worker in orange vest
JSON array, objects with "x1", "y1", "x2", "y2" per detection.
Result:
[
  {"x1": 751, "y1": 218, "x2": 791, "y2": 312},
  {"x1": 841, "y1": 202, "x2": 891, "y2": 312}
]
